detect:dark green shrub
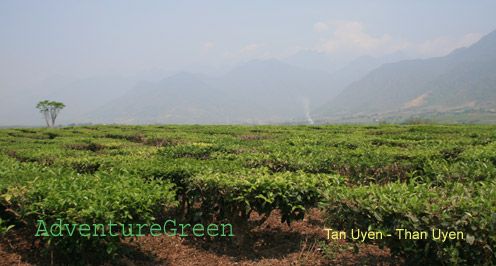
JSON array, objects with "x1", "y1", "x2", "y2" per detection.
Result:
[
  {"x1": 3, "y1": 171, "x2": 176, "y2": 263},
  {"x1": 322, "y1": 181, "x2": 496, "y2": 265}
]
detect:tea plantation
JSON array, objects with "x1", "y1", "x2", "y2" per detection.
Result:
[{"x1": 0, "y1": 125, "x2": 495, "y2": 265}]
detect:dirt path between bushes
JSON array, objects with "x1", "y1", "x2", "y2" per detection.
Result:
[{"x1": 0, "y1": 209, "x2": 400, "y2": 266}]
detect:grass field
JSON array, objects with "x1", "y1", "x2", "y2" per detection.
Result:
[{"x1": 0, "y1": 125, "x2": 495, "y2": 265}]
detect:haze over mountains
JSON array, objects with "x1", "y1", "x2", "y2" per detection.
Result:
[
  {"x1": 3, "y1": 2, "x2": 496, "y2": 126},
  {"x1": 0, "y1": 50, "x2": 411, "y2": 126},
  {"x1": 86, "y1": 59, "x2": 333, "y2": 124},
  {"x1": 315, "y1": 29, "x2": 496, "y2": 124},
  {"x1": 2, "y1": 29, "x2": 495, "y2": 126}
]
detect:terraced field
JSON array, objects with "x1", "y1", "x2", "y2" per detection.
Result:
[{"x1": 0, "y1": 125, "x2": 495, "y2": 265}]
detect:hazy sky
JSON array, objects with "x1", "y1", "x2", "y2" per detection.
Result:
[{"x1": 1, "y1": 1, "x2": 496, "y2": 91}]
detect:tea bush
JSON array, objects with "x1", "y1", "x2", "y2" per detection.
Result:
[
  {"x1": 322, "y1": 180, "x2": 496, "y2": 264},
  {"x1": 1, "y1": 124, "x2": 496, "y2": 263},
  {"x1": 2, "y1": 170, "x2": 176, "y2": 262}
]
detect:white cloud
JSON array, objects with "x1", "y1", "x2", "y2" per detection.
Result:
[
  {"x1": 313, "y1": 22, "x2": 328, "y2": 32},
  {"x1": 408, "y1": 33, "x2": 483, "y2": 57},
  {"x1": 202, "y1": 41, "x2": 214, "y2": 51},
  {"x1": 314, "y1": 20, "x2": 408, "y2": 56},
  {"x1": 240, "y1": 44, "x2": 261, "y2": 53},
  {"x1": 313, "y1": 20, "x2": 482, "y2": 58},
  {"x1": 223, "y1": 44, "x2": 267, "y2": 59},
  {"x1": 274, "y1": 46, "x2": 304, "y2": 59},
  {"x1": 459, "y1": 33, "x2": 483, "y2": 47},
  {"x1": 219, "y1": 22, "x2": 482, "y2": 65}
]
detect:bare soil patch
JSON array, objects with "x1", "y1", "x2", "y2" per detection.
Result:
[{"x1": 0, "y1": 209, "x2": 399, "y2": 266}]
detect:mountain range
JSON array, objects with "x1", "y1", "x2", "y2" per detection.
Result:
[
  {"x1": 315, "y1": 29, "x2": 496, "y2": 124},
  {"x1": 86, "y1": 52, "x2": 413, "y2": 125},
  {"x1": 1, "y1": 29, "x2": 495, "y2": 126}
]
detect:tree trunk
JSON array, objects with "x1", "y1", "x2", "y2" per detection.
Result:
[{"x1": 44, "y1": 111, "x2": 50, "y2": 128}]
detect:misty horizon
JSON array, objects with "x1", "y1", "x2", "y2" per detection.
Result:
[{"x1": 1, "y1": 1, "x2": 496, "y2": 126}]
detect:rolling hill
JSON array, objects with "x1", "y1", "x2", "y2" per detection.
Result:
[
  {"x1": 315, "y1": 29, "x2": 496, "y2": 124},
  {"x1": 88, "y1": 60, "x2": 343, "y2": 124}
]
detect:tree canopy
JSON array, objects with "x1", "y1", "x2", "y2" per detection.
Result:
[{"x1": 36, "y1": 100, "x2": 66, "y2": 128}]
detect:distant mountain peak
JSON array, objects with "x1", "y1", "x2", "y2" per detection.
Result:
[{"x1": 316, "y1": 28, "x2": 496, "y2": 124}]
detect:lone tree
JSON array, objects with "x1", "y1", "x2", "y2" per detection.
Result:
[{"x1": 36, "y1": 100, "x2": 66, "y2": 128}]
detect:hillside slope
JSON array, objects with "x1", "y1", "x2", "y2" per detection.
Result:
[{"x1": 316, "y1": 30, "x2": 496, "y2": 123}]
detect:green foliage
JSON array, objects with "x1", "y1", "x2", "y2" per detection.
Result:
[
  {"x1": 1, "y1": 162, "x2": 176, "y2": 262},
  {"x1": 1, "y1": 124, "x2": 496, "y2": 263},
  {"x1": 36, "y1": 100, "x2": 66, "y2": 128},
  {"x1": 322, "y1": 181, "x2": 496, "y2": 264},
  {"x1": 0, "y1": 218, "x2": 14, "y2": 237},
  {"x1": 181, "y1": 170, "x2": 341, "y2": 243},
  {"x1": 404, "y1": 117, "x2": 438, "y2": 125}
]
